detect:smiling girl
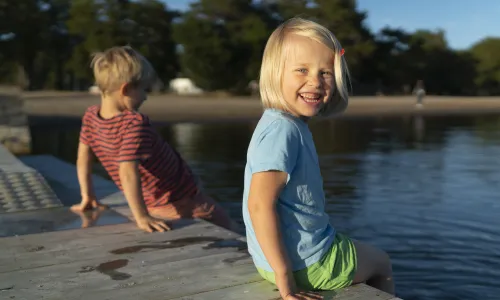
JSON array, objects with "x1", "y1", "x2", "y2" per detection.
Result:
[{"x1": 242, "y1": 18, "x2": 395, "y2": 300}]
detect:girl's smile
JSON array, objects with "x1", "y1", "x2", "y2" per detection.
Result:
[{"x1": 281, "y1": 34, "x2": 335, "y2": 118}]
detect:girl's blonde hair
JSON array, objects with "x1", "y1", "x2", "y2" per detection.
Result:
[
  {"x1": 90, "y1": 46, "x2": 157, "y2": 94},
  {"x1": 259, "y1": 17, "x2": 350, "y2": 117}
]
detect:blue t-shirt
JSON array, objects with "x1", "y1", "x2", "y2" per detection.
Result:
[{"x1": 242, "y1": 108, "x2": 335, "y2": 272}]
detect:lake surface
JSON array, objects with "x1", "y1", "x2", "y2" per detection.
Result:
[{"x1": 29, "y1": 114, "x2": 500, "y2": 300}]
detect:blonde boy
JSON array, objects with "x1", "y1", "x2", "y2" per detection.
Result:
[{"x1": 72, "y1": 46, "x2": 234, "y2": 233}]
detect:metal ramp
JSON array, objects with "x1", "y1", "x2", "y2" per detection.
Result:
[{"x1": 0, "y1": 145, "x2": 62, "y2": 213}]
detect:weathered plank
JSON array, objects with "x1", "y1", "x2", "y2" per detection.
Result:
[
  {"x1": 0, "y1": 222, "x2": 136, "y2": 256},
  {"x1": 1, "y1": 250, "x2": 259, "y2": 300},
  {"x1": 171, "y1": 281, "x2": 399, "y2": 300},
  {"x1": 1, "y1": 155, "x2": 403, "y2": 300},
  {"x1": 87, "y1": 256, "x2": 261, "y2": 300},
  {"x1": 0, "y1": 206, "x2": 130, "y2": 238},
  {"x1": 0, "y1": 223, "x2": 246, "y2": 273},
  {"x1": 0, "y1": 217, "x2": 211, "y2": 254},
  {"x1": 171, "y1": 280, "x2": 282, "y2": 300},
  {"x1": 1, "y1": 245, "x2": 400, "y2": 300},
  {"x1": 0, "y1": 218, "x2": 240, "y2": 258},
  {"x1": 0, "y1": 216, "x2": 402, "y2": 300}
]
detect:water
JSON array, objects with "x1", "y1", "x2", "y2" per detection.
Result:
[{"x1": 29, "y1": 114, "x2": 500, "y2": 300}]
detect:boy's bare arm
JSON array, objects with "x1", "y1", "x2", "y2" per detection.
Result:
[
  {"x1": 119, "y1": 160, "x2": 171, "y2": 233},
  {"x1": 72, "y1": 142, "x2": 106, "y2": 211},
  {"x1": 248, "y1": 171, "x2": 297, "y2": 298}
]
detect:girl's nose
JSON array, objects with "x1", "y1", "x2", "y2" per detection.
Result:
[{"x1": 308, "y1": 73, "x2": 322, "y2": 88}]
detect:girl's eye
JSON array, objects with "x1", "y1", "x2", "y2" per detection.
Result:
[
  {"x1": 297, "y1": 68, "x2": 307, "y2": 73},
  {"x1": 321, "y1": 71, "x2": 333, "y2": 77}
]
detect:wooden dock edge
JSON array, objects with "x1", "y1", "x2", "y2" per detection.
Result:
[{"x1": 14, "y1": 153, "x2": 404, "y2": 299}]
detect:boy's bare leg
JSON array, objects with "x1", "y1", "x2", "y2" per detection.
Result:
[
  {"x1": 149, "y1": 193, "x2": 238, "y2": 232},
  {"x1": 351, "y1": 240, "x2": 395, "y2": 295},
  {"x1": 197, "y1": 196, "x2": 239, "y2": 232}
]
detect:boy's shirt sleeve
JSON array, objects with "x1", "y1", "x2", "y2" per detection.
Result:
[
  {"x1": 118, "y1": 115, "x2": 154, "y2": 162},
  {"x1": 79, "y1": 110, "x2": 91, "y2": 145},
  {"x1": 249, "y1": 119, "x2": 300, "y2": 177}
]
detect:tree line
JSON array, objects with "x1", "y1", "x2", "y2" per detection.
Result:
[{"x1": 1, "y1": 0, "x2": 500, "y2": 96}]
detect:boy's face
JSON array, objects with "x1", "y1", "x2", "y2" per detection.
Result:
[{"x1": 281, "y1": 34, "x2": 334, "y2": 118}]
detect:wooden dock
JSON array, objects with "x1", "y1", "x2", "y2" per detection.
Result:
[
  {"x1": 0, "y1": 147, "x2": 403, "y2": 299},
  {"x1": 0, "y1": 219, "x2": 400, "y2": 300}
]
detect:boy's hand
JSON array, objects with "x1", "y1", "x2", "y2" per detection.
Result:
[
  {"x1": 136, "y1": 215, "x2": 171, "y2": 233},
  {"x1": 71, "y1": 198, "x2": 109, "y2": 212}
]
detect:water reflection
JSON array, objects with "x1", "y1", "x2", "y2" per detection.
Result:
[
  {"x1": 0, "y1": 207, "x2": 130, "y2": 237},
  {"x1": 27, "y1": 114, "x2": 500, "y2": 300},
  {"x1": 161, "y1": 122, "x2": 253, "y2": 162},
  {"x1": 414, "y1": 115, "x2": 425, "y2": 143}
]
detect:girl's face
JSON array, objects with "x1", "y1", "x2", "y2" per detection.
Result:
[{"x1": 281, "y1": 34, "x2": 334, "y2": 118}]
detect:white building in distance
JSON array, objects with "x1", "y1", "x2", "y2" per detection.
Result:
[{"x1": 169, "y1": 78, "x2": 203, "y2": 95}]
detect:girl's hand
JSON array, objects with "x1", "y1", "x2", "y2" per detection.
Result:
[
  {"x1": 284, "y1": 291, "x2": 323, "y2": 300},
  {"x1": 275, "y1": 273, "x2": 323, "y2": 300},
  {"x1": 275, "y1": 271, "x2": 296, "y2": 299}
]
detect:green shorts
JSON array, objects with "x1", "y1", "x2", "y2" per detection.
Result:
[{"x1": 256, "y1": 232, "x2": 357, "y2": 290}]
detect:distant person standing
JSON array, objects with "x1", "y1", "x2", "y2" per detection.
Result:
[
  {"x1": 413, "y1": 80, "x2": 426, "y2": 108},
  {"x1": 248, "y1": 80, "x2": 259, "y2": 96}
]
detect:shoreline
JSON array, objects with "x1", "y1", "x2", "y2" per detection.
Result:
[{"x1": 22, "y1": 93, "x2": 500, "y2": 125}]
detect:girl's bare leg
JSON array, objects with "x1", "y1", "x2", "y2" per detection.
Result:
[{"x1": 351, "y1": 240, "x2": 395, "y2": 295}]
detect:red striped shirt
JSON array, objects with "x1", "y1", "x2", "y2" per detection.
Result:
[{"x1": 79, "y1": 105, "x2": 198, "y2": 207}]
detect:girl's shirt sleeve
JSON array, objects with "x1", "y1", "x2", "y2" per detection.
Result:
[{"x1": 249, "y1": 119, "x2": 300, "y2": 177}]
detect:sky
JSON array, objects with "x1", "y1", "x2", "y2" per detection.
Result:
[{"x1": 165, "y1": 0, "x2": 500, "y2": 50}]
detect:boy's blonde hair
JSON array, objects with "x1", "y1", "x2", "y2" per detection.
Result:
[
  {"x1": 259, "y1": 17, "x2": 350, "y2": 117},
  {"x1": 90, "y1": 46, "x2": 157, "y2": 94}
]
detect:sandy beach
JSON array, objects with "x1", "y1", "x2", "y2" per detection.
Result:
[{"x1": 22, "y1": 92, "x2": 500, "y2": 124}]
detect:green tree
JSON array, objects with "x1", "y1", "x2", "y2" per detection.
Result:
[
  {"x1": 268, "y1": 0, "x2": 375, "y2": 87},
  {"x1": 0, "y1": 0, "x2": 52, "y2": 89},
  {"x1": 174, "y1": 0, "x2": 274, "y2": 93},
  {"x1": 66, "y1": 0, "x2": 178, "y2": 89},
  {"x1": 41, "y1": 0, "x2": 73, "y2": 89},
  {"x1": 311, "y1": 0, "x2": 376, "y2": 82},
  {"x1": 370, "y1": 28, "x2": 476, "y2": 95},
  {"x1": 66, "y1": 0, "x2": 130, "y2": 88},
  {"x1": 128, "y1": 0, "x2": 179, "y2": 88},
  {"x1": 470, "y1": 38, "x2": 500, "y2": 95},
  {"x1": 406, "y1": 30, "x2": 476, "y2": 95},
  {"x1": 370, "y1": 27, "x2": 412, "y2": 94}
]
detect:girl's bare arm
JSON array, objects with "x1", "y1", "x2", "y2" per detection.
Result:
[{"x1": 248, "y1": 170, "x2": 295, "y2": 297}]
